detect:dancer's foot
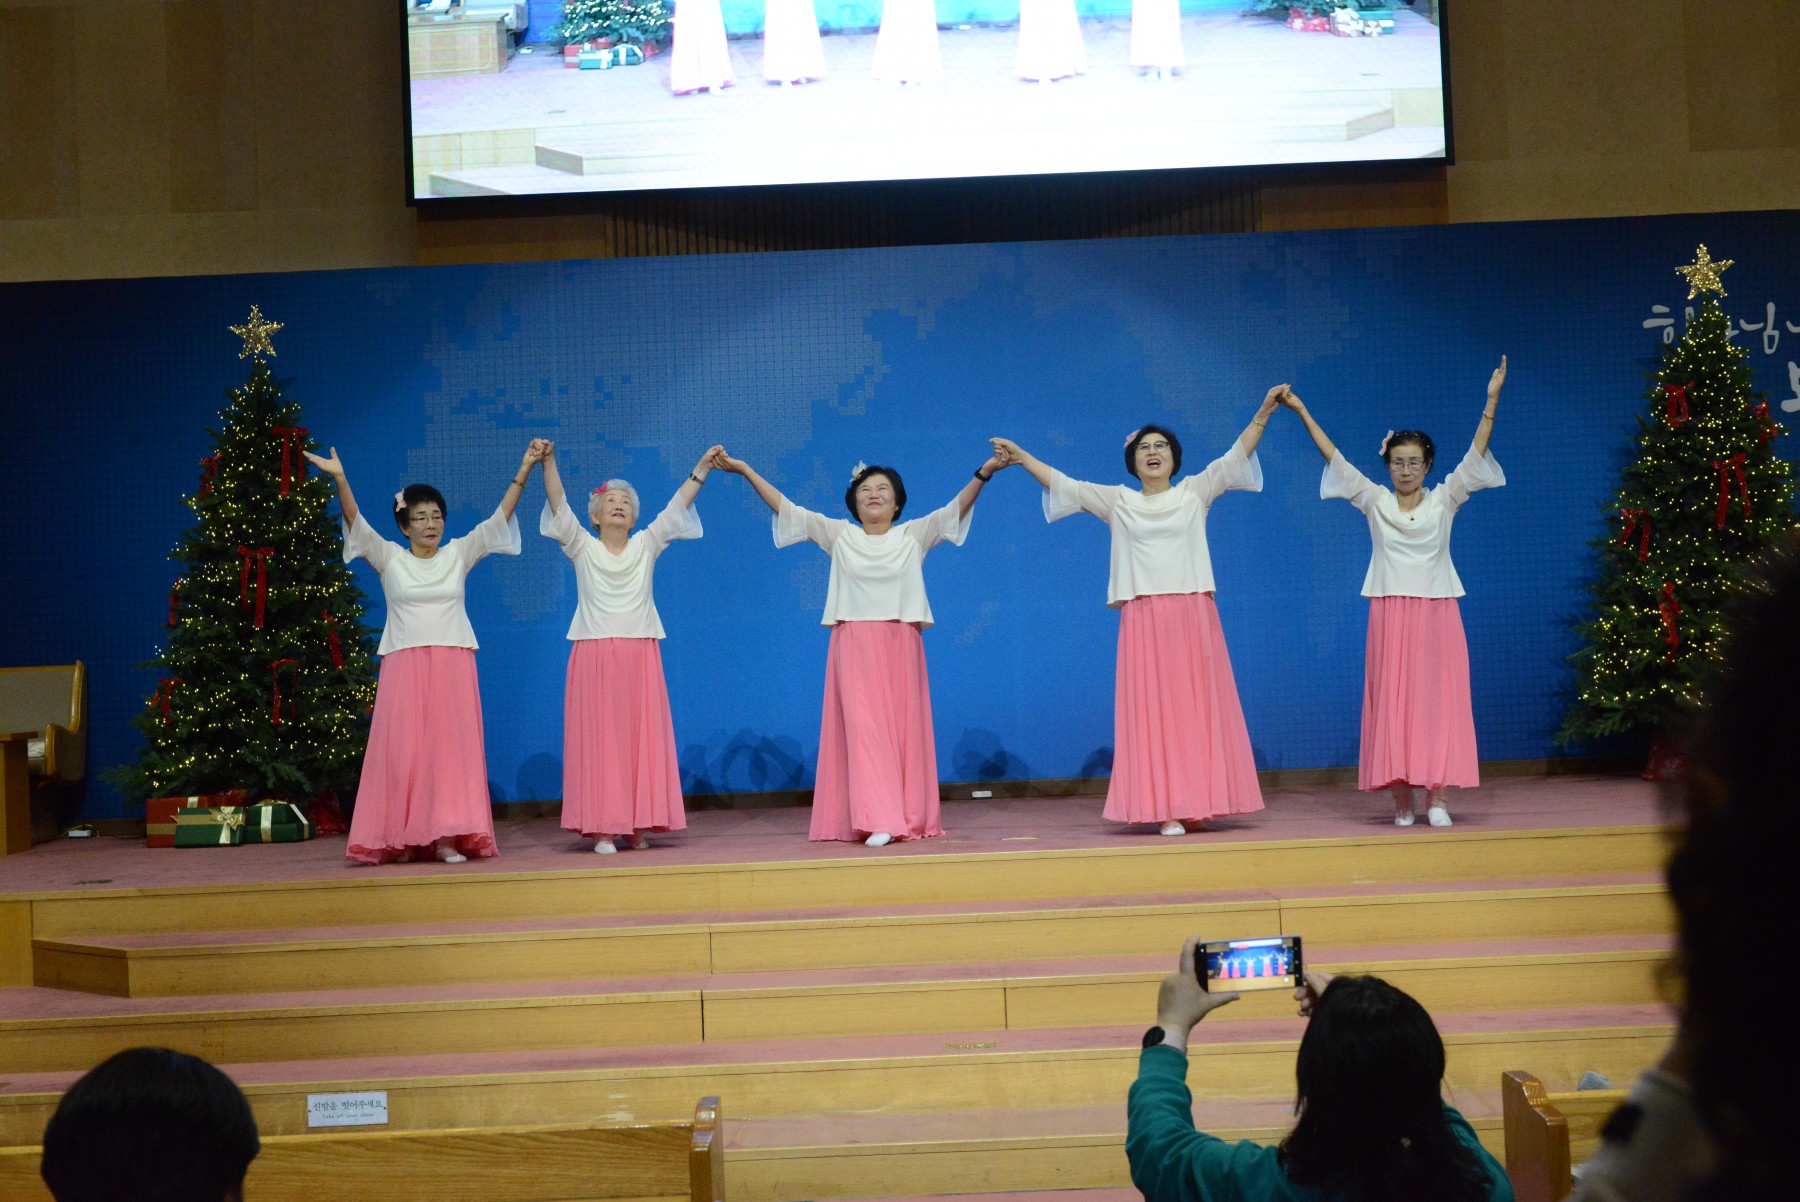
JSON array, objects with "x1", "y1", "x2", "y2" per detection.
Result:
[
  {"x1": 627, "y1": 833, "x2": 649, "y2": 850},
  {"x1": 593, "y1": 838, "x2": 617, "y2": 854},
  {"x1": 864, "y1": 832, "x2": 893, "y2": 847},
  {"x1": 1159, "y1": 820, "x2": 1185, "y2": 836},
  {"x1": 1182, "y1": 819, "x2": 1209, "y2": 833},
  {"x1": 1391, "y1": 782, "x2": 1417, "y2": 823},
  {"x1": 434, "y1": 839, "x2": 467, "y2": 864},
  {"x1": 1426, "y1": 805, "x2": 1453, "y2": 827},
  {"x1": 1393, "y1": 811, "x2": 1415, "y2": 827}
]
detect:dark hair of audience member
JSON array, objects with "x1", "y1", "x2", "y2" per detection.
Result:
[
  {"x1": 1277, "y1": 975, "x2": 1490, "y2": 1202},
  {"x1": 41, "y1": 1047, "x2": 260, "y2": 1202},
  {"x1": 1666, "y1": 543, "x2": 1800, "y2": 1201},
  {"x1": 843, "y1": 465, "x2": 907, "y2": 521},
  {"x1": 1124, "y1": 425, "x2": 1184, "y2": 479},
  {"x1": 393, "y1": 483, "x2": 448, "y2": 531}
]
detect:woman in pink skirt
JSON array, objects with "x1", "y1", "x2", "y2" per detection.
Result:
[
  {"x1": 304, "y1": 442, "x2": 539, "y2": 865},
  {"x1": 670, "y1": 0, "x2": 736, "y2": 95},
  {"x1": 1015, "y1": 0, "x2": 1086, "y2": 83},
  {"x1": 711, "y1": 448, "x2": 1012, "y2": 844},
  {"x1": 990, "y1": 393, "x2": 1279, "y2": 836},
  {"x1": 1280, "y1": 358, "x2": 1508, "y2": 827},
  {"x1": 539, "y1": 440, "x2": 718, "y2": 853},
  {"x1": 761, "y1": 0, "x2": 826, "y2": 84}
]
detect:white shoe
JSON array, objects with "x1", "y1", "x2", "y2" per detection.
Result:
[
  {"x1": 434, "y1": 844, "x2": 467, "y2": 864},
  {"x1": 593, "y1": 838, "x2": 617, "y2": 854},
  {"x1": 1159, "y1": 821, "x2": 1185, "y2": 836},
  {"x1": 1393, "y1": 812, "x2": 1415, "y2": 827},
  {"x1": 626, "y1": 833, "x2": 649, "y2": 850},
  {"x1": 1426, "y1": 806, "x2": 1453, "y2": 827},
  {"x1": 864, "y1": 832, "x2": 893, "y2": 847}
]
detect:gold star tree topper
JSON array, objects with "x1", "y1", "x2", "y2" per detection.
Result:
[
  {"x1": 229, "y1": 305, "x2": 284, "y2": 360},
  {"x1": 1675, "y1": 245, "x2": 1733, "y2": 300}
]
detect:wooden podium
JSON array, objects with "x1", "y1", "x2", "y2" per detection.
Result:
[{"x1": 408, "y1": 11, "x2": 511, "y2": 79}]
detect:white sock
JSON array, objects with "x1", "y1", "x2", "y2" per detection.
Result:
[
  {"x1": 1159, "y1": 820, "x2": 1185, "y2": 836},
  {"x1": 627, "y1": 833, "x2": 649, "y2": 850},
  {"x1": 435, "y1": 843, "x2": 466, "y2": 864},
  {"x1": 1426, "y1": 805, "x2": 1453, "y2": 827},
  {"x1": 864, "y1": 832, "x2": 893, "y2": 847},
  {"x1": 593, "y1": 838, "x2": 617, "y2": 854},
  {"x1": 1394, "y1": 811, "x2": 1415, "y2": 827}
]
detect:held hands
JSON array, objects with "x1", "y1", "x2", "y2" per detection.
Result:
[
  {"x1": 527, "y1": 438, "x2": 555, "y2": 463},
  {"x1": 302, "y1": 447, "x2": 345, "y2": 478},
  {"x1": 1293, "y1": 969, "x2": 1336, "y2": 1018},
  {"x1": 1157, "y1": 935, "x2": 1240, "y2": 1035},
  {"x1": 989, "y1": 437, "x2": 1024, "y2": 466},
  {"x1": 708, "y1": 448, "x2": 747, "y2": 475},
  {"x1": 1487, "y1": 355, "x2": 1508, "y2": 404},
  {"x1": 1260, "y1": 385, "x2": 1287, "y2": 418},
  {"x1": 1275, "y1": 384, "x2": 1305, "y2": 412},
  {"x1": 692, "y1": 445, "x2": 724, "y2": 480}
]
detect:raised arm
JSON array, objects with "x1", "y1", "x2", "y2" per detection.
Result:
[
  {"x1": 537, "y1": 439, "x2": 566, "y2": 513},
  {"x1": 1236, "y1": 387, "x2": 1285, "y2": 457},
  {"x1": 500, "y1": 443, "x2": 544, "y2": 521},
  {"x1": 1280, "y1": 386, "x2": 1339, "y2": 463},
  {"x1": 1474, "y1": 355, "x2": 1506, "y2": 458},
  {"x1": 302, "y1": 446, "x2": 360, "y2": 529},
  {"x1": 953, "y1": 452, "x2": 1012, "y2": 518},
  {"x1": 711, "y1": 450, "x2": 788, "y2": 515},
  {"x1": 989, "y1": 438, "x2": 1058, "y2": 489},
  {"x1": 675, "y1": 445, "x2": 721, "y2": 508}
]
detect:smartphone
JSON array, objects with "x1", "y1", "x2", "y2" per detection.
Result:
[{"x1": 1198, "y1": 935, "x2": 1303, "y2": 993}]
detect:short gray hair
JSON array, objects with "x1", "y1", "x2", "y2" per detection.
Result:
[{"x1": 588, "y1": 479, "x2": 640, "y2": 526}]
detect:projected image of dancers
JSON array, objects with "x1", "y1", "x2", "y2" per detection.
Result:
[{"x1": 404, "y1": 1, "x2": 1447, "y2": 198}]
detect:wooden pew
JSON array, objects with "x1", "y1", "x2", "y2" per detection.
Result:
[
  {"x1": 1502, "y1": 1070, "x2": 1629, "y2": 1202},
  {"x1": 0, "y1": 1095, "x2": 723, "y2": 1202}
]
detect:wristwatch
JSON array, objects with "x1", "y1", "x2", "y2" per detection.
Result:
[
  {"x1": 974, "y1": 467, "x2": 992, "y2": 482},
  {"x1": 1142, "y1": 1025, "x2": 1167, "y2": 1049}
]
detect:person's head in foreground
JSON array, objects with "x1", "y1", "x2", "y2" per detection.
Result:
[
  {"x1": 42, "y1": 1047, "x2": 259, "y2": 1202},
  {"x1": 1665, "y1": 542, "x2": 1800, "y2": 1199},
  {"x1": 1279, "y1": 974, "x2": 1491, "y2": 1202}
]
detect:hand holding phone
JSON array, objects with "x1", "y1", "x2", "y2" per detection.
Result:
[
  {"x1": 1295, "y1": 969, "x2": 1336, "y2": 1017},
  {"x1": 1197, "y1": 936, "x2": 1303, "y2": 993}
]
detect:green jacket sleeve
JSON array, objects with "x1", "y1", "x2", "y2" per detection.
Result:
[
  {"x1": 1126, "y1": 1045, "x2": 1289, "y2": 1202},
  {"x1": 1444, "y1": 1104, "x2": 1515, "y2": 1202}
]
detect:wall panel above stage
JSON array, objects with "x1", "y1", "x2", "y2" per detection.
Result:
[{"x1": 2, "y1": 210, "x2": 1796, "y2": 821}]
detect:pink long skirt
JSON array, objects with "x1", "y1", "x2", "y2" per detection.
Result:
[
  {"x1": 1129, "y1": 0, "x2": 1184, "y2": 69},
  {"x1": 348, "y1": 646, "x2": 498, "y2": 865},
  {"x1": 1359, "y1": 596, "x2": 1480, "y2": 792},
  {"x1": 871, "y1": 0, "x2": 942, "y2": 84},
  {"x1": 669, "y1": 0, "x2": 736, "y2": 94},
  {"x1": 561, "y1": 638, "x2": 687, "y2": 838},
  {"x1": 810, "y1": 620, "x2": 944, "y2": 842},
  {"x1": 1104, "y1": 593, "x2": 1264, "y2": 824},
  {"x1": 1015, "y1": 0, "x2": 1087, "y2": 82},
  {"x1": 762, "y1": 0, "x2": 826, "y2": 83}
]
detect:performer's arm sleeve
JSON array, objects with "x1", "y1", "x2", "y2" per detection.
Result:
[
  {"x1": 539, "y1": 498, "x2": 590, "y2": 560},
  {"x1": 460, "y1": 504, "x2": 524, "y2": 568},
  {"x1": 643, "y1": 494, "x2": 704, "y2": 554},
  {"x1": 1185, "y1": 444, "x2": 1264, "y2": 506},
  {"x1": 773, "y1": 498, "x2": 843, "y2": 551},
  {"x1": 908, "y1": 496, "x2": 971, "y2": 551},
  {"x1": 342, "y1": 511, "x2": 397, "y2": 571},
  {"x1": 1437, "y1": 445, "x2": 1507, "y2": 513},
  {"x1": 1320, "y1": 450, "x2": 1382, "y2": 512},
  {"x1": 1042, "y1": 468, "x2": 1117, "y2": 524}
]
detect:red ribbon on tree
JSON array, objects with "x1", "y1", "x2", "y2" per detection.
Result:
[
  {"x1": 152, "y1": 677, "x2": 183, "y2": 724},
  {"x1": 198, "y1": 454, "x2": 222, "y2": 496},
  {"x1": 1618, "y1": 508, "x2": 1651, "y2": 562},
  {"x1": 237, "y1": 546, "x2": 273, "y2": 628},
  {"x1": 1663, "y1": 382, "x2": 1692, "y2": 427},
  {"x1": 168, "y1": 587, "x2": 181, "y2": 628},
  {"x1": 1659, "y1": 582, "x2": 1682, "y2": 664},
  {"x1": 268, "y1": 659, "x2": 299, "y2": 725},
  {"x1": 1751, "y1": 400, "x2": 1782, "y2": 445},
  {"x1": 272, "y1": 426, "x2": 308, "y2": 496},
  {"x1": 1712, "y1": 453, "x2": 1750, "y2": 528},
  {"x1": 321, "y1": 607, "x2": 344, "y2": 670}
]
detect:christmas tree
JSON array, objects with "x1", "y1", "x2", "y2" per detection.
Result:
[
  {"x1": 110, "y1": 309, "x2": 379, "y2": 807},
  {"x1": 556, "y1": 0, "x2": 671, "y2": 46},
  {"x1": 1561, "y1": 247, "x2": 1797, "y2": 757}
]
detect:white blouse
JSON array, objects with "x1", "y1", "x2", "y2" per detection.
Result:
[
  {"x1": 343, "y1": 506, "x2": 522, "y2": 655},
  {"x1": 540, "y1": 495, "x2": 701, "y2": 641},
  {"x1": 1043, "y1": 444, "x2": 1263, "y2": 608},
  {"x1": 773, "y1": 496, "x2": 970, "y2": 628},
  {"x1": 1321, "y1": 444, "x2": 1505, "y2": 598}
]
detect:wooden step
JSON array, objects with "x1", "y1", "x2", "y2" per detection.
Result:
[
  {"x1": 0, "y1": 935, "x2": 1672, "y2": 1073},
  {"x1": 23, "y1": 823, "x2": 1669, "y2": 940},
  {"x1": 0, "y1": 1007, "x2": 1675, "y2": 1145}
]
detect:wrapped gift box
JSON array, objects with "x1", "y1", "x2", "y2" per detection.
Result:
[
  {"x1": 173, "y1": 806, "x2": 248, "y2": 848},
  {"x1": 147, "y1": 790, "x2": 248, "y2": 847},
  {"x1": 242, "y1": 801, "x2": 316, "y2": 844}
]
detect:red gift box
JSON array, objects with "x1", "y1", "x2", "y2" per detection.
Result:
[
  {"x1": 1287, "y1": 7, "x2": 1329, "y2": 30},
  {"x1": 147, "y1": 790, "x2": 248, "y2": 847}
]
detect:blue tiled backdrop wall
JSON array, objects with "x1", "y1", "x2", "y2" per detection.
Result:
[{"x1": 4, "y1": 210, "x2": 1797, "y2": 819}]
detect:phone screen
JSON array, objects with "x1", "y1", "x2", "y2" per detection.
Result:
[{"x1": 1199, "y1": 936, "x2": 1302, "y2": 993}]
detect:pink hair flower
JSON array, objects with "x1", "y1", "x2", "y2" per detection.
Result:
[
  {"x1": 1123, "y1": 428, "x2": 1141, "y2": 448},
  {"x1": 393, "y1": 490, "x2": 406, "y2": 511},
  {"x1": 1377, "y1": 430, "x2": 1396, "y2": 457}
]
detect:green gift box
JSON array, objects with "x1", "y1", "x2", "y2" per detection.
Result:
[
  {"x1": 172, "y1": 806, "x2": 248, "y2": 847},
  {"x1": 242, "y1": 801, "x2": 316, "y2": 844}
]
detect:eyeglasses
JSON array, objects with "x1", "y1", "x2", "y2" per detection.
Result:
[
  {"x1": 1138, "y1": 440, "x2": 1172, "y2": 453},
  {"x1": 1388, "y1": 459, "x2": 1426, "y2": 472}
]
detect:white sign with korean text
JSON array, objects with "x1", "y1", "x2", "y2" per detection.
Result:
[{"x1": 306, "y1": 1090, "x2": 390, "y2": 1128}]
